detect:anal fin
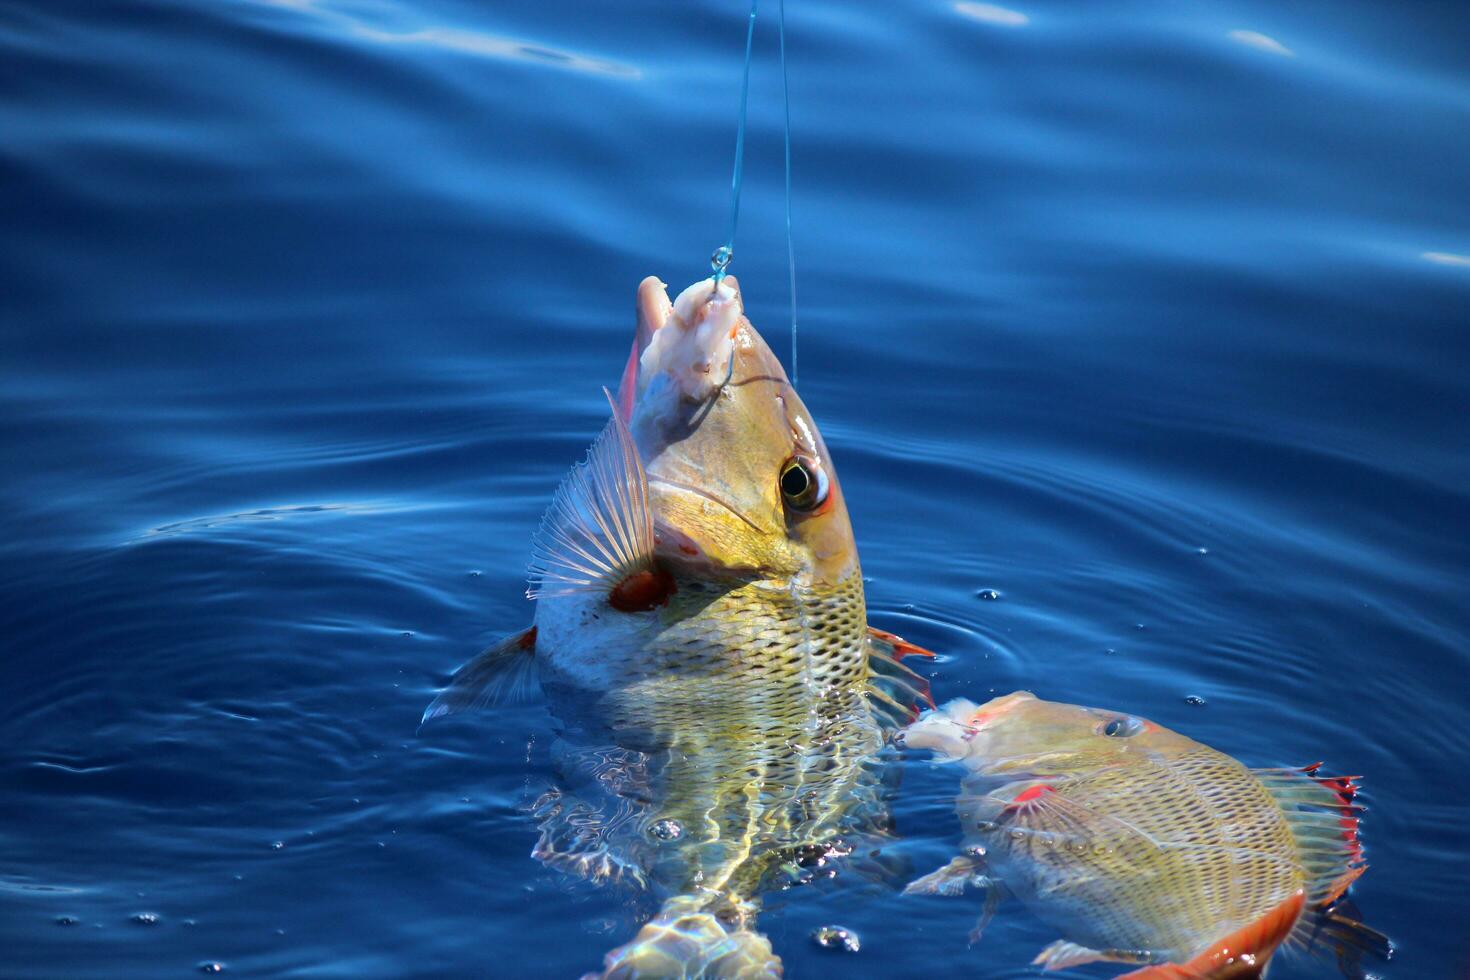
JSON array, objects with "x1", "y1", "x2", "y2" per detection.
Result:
[
  {"x1": 865, "y1": 627, "x2": 935, "y2": 729},
  {"x1": 1034, "y1": 940, "x2": 1152, "y2": 971},
  {"x1": 420, "y1": 625, "x2": 537, "y2": 725},
  {"x1": 1118, "y1": 890, "x2": 1305, "y2": 979}
]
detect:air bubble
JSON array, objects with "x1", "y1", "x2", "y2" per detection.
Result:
[
  {"x1": 975, "y1": 589, "x2": 1001, "y2": 601},
  {"x1": 1184, "y1": 695, "x2": 1207, "y2": 706},
  {"x1": 649, "y1": 818, "x2": 683, "y2": 841},
  {"x1": 197, "y1": 962, "x2": 226, "y2": 974},
  {"x1": 131, "y1": 912, "x2": 159, "y2": 926},
  {"x1": 56, "y1": 916, "x2": 78, "y2": 926},
  {"x1": 811, "y1": 925, "x2": 860, "y2": 953}
]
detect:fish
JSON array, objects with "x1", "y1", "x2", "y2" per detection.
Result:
[
  {"x1": 900, "y1": 692, "x2": 1391, "y2": 979},
  {"x1": 423, "y1": 275, "x2": 933, "y2": 978}
]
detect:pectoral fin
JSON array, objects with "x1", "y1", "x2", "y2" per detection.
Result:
[
  {"x1": 1117, "y1": 890, "x2": 1305, "y2": 979},
  {"x1": 527, "y1": 390, "x2": 662, "y2": 609},
  {"x1": 420, "y1": 625, "x2": 538, "y2": 725}
]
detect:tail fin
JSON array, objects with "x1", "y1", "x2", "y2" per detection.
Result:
[
  {"x1": 588, "y1": 896, "x2": 782, "y2": 979},
  {"x1": 1294, "y1": 898, "x2": 1394, "y2": 980}
]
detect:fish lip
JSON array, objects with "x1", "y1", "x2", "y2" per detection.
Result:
[{"x1": 648, "y1": 477, "x2": 763, "y2": 534}]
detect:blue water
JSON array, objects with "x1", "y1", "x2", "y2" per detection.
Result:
[{"x1": 3, "y1": 0, "x2": 1468, "y2": 976}]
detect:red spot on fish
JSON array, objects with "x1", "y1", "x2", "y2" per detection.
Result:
[
  {"x1": 678, "y1": 543, "x2": 699, "y2": 557},
  {"x1": 608, "y1": 566, "x2": 676, "y2": 612},
  {"x1": 1005, "y1": 785, "x2": 1053, "y2": 811},
  {"x1": 517, "y1": 627, "x2": 537, "y2": 650}
]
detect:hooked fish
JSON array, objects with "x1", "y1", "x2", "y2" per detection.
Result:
[
  {"x1": 424, "y1": 275, "x2": 931, "y2": 978},
  {"x1": 901, "y1": 692, "x2": 1390, "y2": 979}
]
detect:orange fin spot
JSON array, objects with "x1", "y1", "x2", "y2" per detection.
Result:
[
  {"x1": 1119, "y1": 890, "x2": 1305, "y2": 980},
  {"x1": 866, "y1": 626, "x2": 937, "y2": 661},
  {"x1": 1005, "y1": 784, "x2": 1054, "y2": 811}
]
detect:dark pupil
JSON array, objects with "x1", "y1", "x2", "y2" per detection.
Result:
[
  {"x1": 1104, "y1": 719, "x2": 1125, "y2": 737},
  {"x1": 781, "y1": 463, "x2": 810, "y2": 498}
]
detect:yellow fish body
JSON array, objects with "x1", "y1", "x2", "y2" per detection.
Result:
[
  {"x1": 902, "y1": 693, "x2": 1389, "y2": 978},
  {"x1": 425, "y1": 276, "x2": 929, "y2": 978}
]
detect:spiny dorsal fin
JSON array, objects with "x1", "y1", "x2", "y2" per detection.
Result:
[
  {"x1": 527, "y1": 390, "x2": 654, "y2": 601},
  {"x1": 420, "y1": 625, "x2": 538, "y2": 725},
  {"x1": 1117, "y1": 890, "x2": 1304, "y2": 979}
]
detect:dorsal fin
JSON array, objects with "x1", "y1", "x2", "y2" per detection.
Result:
[
  {"x1": 527, "y1": 390, "x2": 655, "y2": 602},
  {"x1": 1118, "y1": 890, "x2": 1305, "y2": 979},
  {"x1": 1251, "y1": 764, "x2": 1366, "y2": 905}
]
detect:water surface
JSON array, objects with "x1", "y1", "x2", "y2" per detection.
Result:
[{"x1": 2, "y1": 0, "x2": 1468, "y2": 976}]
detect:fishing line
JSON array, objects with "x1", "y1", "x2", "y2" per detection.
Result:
[
  {"x1": 778, "y1": 0, "x2": 797, "y2": 386},
  {"x1": 711, "y1": 0, "x2": 800, "y2": 385},
  {"x1": 711, "y1": 0, "x2": 758, "y2": 289}
]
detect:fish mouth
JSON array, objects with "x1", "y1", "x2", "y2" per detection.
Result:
[{"x1": 618, "y1": 275, "x2": 744, "y2": 421}]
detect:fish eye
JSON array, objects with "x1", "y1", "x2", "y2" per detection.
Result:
[
  {"x1": 1101, "y1": 716, "x2": 1144, "y2": 738},
  {"x1": 779, "y1": 456, "x2": 829, "y2": 512}
]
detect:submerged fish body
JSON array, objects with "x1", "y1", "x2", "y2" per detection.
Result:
[
  {"x1": 426, "y1": 275, "x2": 929, "y2": 977},
  {"x1": 902, "y1": 693, "x2": 1389, "y2": 978}
]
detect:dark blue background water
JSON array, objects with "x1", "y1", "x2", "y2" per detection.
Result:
[{"x1": 3, "y1": 0, "x2": 1467, "y2": 976}]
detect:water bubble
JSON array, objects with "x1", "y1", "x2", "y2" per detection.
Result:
[
  {"x1": 975, "y1": 589, "x2": 1001, "y2": 601},
  {"x1": 1184, "y1": 695, "x2": 1207, "y2": 706},
  {"x1": 649, "y1": 818, "x2": 683, "y2": 841},
  {"x1": 1134, "y1": 622, "x2": 1147, "y2": 631},
  {"x1": 56, "y1": 915, "x2": 78, "y2": 926},
  {"x1": 1196, "y1": 547, "x2": 1209, "y2": 555},
  {"x1": 197, "y1": 962, "x2": 226, "y2": 974},
  {"x1": 400, "y1": 631, "x2": 413, "y2": 638},
  {"x1": 811, "y1": 925, "x2": 860, "y2": 953},
  {"x1": 467, "y1": 570, "x2": 482, "y2": 577},
  {"x1": 270, "y1": 841, "x2": 284, "y2": 850},
  {"x1": 131, "y1": 912, "x2": 159, "y2": 926}
]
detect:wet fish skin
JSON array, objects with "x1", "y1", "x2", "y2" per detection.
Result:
[{"x1": 902, "y1": 693, "x2": 1388, "y2": 977}]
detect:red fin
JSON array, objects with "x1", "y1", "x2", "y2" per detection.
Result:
[
  {"x1": 1299, "y1": 763, "x2": 1366, "y2": 899},
  {"x1": 1120, "y1": 891, "x2": 1305, "y2": 980},
  {"x1": 866, "y1": 626, "x2": 936, "y2": 661}
]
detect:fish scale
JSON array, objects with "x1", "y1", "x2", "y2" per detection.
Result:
[
  {"x1": 904, "y1": 692, "x2": 1387, "y2": 977},
  {"x1": 984, "y1": 747, "x2": 1305, "y2": 955},
  {"x1": 419, "y1": 276, "x2": 935, "y2": 977}
]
